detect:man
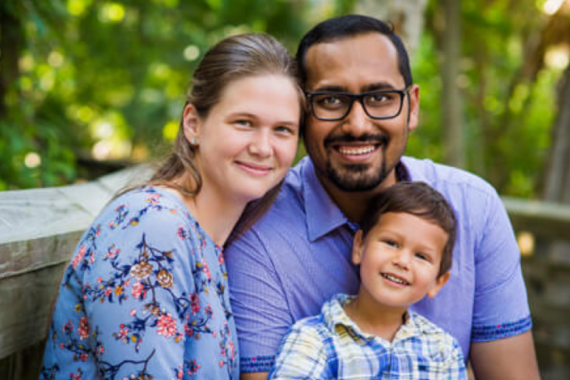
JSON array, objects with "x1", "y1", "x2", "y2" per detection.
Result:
[{"x1": 226, "y1": 14, "x2": 540, "y2": 380}]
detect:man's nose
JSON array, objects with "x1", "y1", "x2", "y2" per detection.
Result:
[{"x1": 343, "y1": 100, "x2": 374, "y2": 136}]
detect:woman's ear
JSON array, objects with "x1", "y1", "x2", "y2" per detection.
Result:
[
  {"x1": 352, "y1": 230, "x2": 364, "y2": 265},
  {"x1": 182, "y1": 103, "x2": 201, "y2": 146}
]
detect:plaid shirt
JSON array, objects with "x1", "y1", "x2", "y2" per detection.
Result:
[{"x1": 269, "y1": 294, "x2": 467, "y2": 380}]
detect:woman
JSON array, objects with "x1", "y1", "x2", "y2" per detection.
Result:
[{"x1": 40, "y1": 33, "x2": 303, "y2": 380}]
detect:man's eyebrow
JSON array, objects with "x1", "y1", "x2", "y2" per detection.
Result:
[
  {"x1": 362, "y1": 82, "x2": 397, "y2": 92},
  {"x1": 310, "y1": 82, "x2": 401, "y2": 93},
  {"x1": 310, "y1": 85, "x2": 347, "y2": 93}
]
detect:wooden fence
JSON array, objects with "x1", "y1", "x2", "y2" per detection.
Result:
[{"x1": 0, "y1": 167, "x2": 569, "y2": 379}]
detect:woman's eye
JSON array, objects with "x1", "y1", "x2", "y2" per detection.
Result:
[
  {"x1": 235, "y1": 120, "x2": 253, "y2": 127},
  {"x1": 275, "y1": 125, "x2": 296, "y2": 135}
]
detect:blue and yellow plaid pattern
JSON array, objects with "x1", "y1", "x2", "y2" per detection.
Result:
[{"x1": 269, "y1": 294, "x2": 467, "y2": 379}]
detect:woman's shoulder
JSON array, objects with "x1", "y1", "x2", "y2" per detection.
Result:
[{"x1": 101, "y1": 185, "x2": 193, "y2": 229}]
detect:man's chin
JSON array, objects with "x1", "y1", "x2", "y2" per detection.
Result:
[{"x1": 327, "y1": 170, "x2": 386, "y2": 192}]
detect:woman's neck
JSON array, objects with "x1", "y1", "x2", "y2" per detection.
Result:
[{"x1": 164, "y1": 183, "x2": 246, "y2": 246}]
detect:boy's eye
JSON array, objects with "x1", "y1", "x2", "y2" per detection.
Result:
[
  {"x1": 382, "y1": 239, "x2": 398, "y2": 248},
  {"x1": 415, "y1": 252, "x2": 430, "y2": 261}
]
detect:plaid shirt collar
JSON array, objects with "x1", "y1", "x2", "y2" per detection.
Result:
[{"x1": 323, "y1": 293, "x2": 441, "y2": 345}]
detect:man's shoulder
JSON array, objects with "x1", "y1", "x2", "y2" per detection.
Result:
[
  {"x1": 242, "y1": 157, "x2": 314, "y2": 232},
  {"x1": 403, "y1": 156, "x2": 499, "y2": 199}
]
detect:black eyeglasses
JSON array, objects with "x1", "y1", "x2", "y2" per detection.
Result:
[{"x1": 306, "y1": 86, "x2": 412, "y2": 121}]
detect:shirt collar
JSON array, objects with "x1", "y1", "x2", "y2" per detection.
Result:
[
  {"x1": 302, "y1": 157, "x2": 413, "y2": 242},
  {"x1": 302, "y1": 157, "x2": 350, "y2": 242},
  {"x1": 323, "y1": 293, "x2": 436, "y2": 344}
]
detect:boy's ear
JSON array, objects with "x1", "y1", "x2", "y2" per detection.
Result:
[
  {"x1": 182, "y1": 103, "x2": 202, "y2": 145},
  {"x1": 352, "y1": 230, "x2": 364, "y2": 265},
  {"x1": 427, "y1": 271, "x2": 450, "y2": 299}
]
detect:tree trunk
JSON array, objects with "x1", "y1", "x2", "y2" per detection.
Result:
[
  {"x1": 541, "y1": 59, "x2": 570, "y2": 265},
  {"x1": 440, "y1": 0, "x2": 465, "y2": 168},
  {"x1": 543, "y1": 63, "x2": 570, "y2": 203},
  {"x1": 0, "y1": 2, "x2": 23, "y2": 118},
  {"x1": 356, "y1": 0, "x2": 428, "y2": 56}
]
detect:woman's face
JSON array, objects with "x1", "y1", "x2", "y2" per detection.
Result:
[{"x1": 187, "y1": 74, "x2": 301, "y2": 205}]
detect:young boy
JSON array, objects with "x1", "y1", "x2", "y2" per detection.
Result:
[{"x1": 268, "y1": 182, "x2": 468, "y2": 379}]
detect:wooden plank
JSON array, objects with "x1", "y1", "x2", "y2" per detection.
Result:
[
  {"x1": 96, "y1": 164, "x2": 153, "y2": 194},
  {"x1": 0, "y1": 165, "x2": 153, "y2": 359},
  {"x1": 0, "y1": 187, "x2": 93, "y2": 245},
  {"x1": 502, "y1": 196, "x2": 570, "y2": 240},
  {"x1": 0, "y1": 264, "x2": 66, "y2": 359}
]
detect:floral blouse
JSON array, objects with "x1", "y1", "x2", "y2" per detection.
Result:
[{"x1": 40, "y1": 186, "x2": 238, "y2": 380}]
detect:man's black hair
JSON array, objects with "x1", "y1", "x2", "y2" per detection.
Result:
[{"x1": 296, "y1": 14, "x2": 413, "y2": 89}]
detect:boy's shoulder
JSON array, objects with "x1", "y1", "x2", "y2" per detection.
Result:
[{"x1": 406, "y1": 311, "x2": 463, "y2": 352}]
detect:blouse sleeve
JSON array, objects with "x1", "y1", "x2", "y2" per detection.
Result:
[{"x1": 47, "y1": 194, "x2": 199, "y2": 380}]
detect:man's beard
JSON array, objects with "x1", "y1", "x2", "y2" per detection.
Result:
[
  {"x1": 323, "y1": 133, "x2": 392, "y2": 192},
  {"x1": 325, "y1": 148, "x2": 389, "y2": 192}
]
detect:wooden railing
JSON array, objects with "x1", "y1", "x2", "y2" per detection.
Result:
[
  {"x1": 0, "y1": 168, "x2": 569, "y2": 379},
  {"x1": 503, "y1": 197, "x2": 570, "y2": 380},
  {"x1": 0, "y1": 165, "x2": 153, "y2": 379}
]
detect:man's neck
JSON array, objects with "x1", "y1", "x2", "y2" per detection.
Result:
[{"x1": 316, "y1": 170, "x2": 399, "y2": 223}]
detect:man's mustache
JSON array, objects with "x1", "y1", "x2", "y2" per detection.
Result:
[{"x1": 324, "y1": 133, "x2": 389, "y2": 146}]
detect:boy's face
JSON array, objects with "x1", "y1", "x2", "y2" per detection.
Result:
[{"x1": 352, "y1": 212, "x2": 450, "y2": 310}]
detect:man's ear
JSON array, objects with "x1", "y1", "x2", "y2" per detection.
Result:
[
  {"x1": 407, "y1": 84, "x2": 420, "y2": 132},
  {"x1": 352, "y1": 230, "x2": 364, "y2": 265},
  {"x1": 182, "y1": 103, "x2": 201, "y2": 146},
  {"x1": 427, "y1": 271, "x2": 450, "y2": 299}
]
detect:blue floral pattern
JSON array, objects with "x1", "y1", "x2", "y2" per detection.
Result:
[{"x1": 41, "y1": 186, "x2": 238, "y2": 380}]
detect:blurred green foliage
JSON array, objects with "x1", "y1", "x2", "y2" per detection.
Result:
[
  {"x1": 0, "y1": 0, "x2": 565, "y2": 199},
  {"x1": 409, "y1": 0, "x2": 563, "y2": 198},
  {"x1": 0, "y1": 0, "x2": 356, "y2": 190}
]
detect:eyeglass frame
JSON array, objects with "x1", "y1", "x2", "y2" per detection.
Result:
[{"x1": 306, "y1": 85, "x2": 413, "y2": 121}]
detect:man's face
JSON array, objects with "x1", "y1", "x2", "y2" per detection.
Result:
[{"x1": 303, "y1": 32, "x2": 419, "y2": 193}]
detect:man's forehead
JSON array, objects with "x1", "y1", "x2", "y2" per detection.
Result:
[{"x1": 304, "y1": 32, "x2": 403, "y2": 90}]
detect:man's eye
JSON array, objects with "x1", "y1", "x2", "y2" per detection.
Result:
[
  {"x1": 315, "y1": 94, "x2": 347, "y2": 108},
  {"x1": 322, "y1": 96, "x2": 342, "y2": 104},
  {"x1": 366, "y1": 92, "x2": 396, "y2": 105}
]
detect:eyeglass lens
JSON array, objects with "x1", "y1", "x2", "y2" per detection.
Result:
[{"x1": 311, "y1": 91, "x2": 404, "y2": 120}]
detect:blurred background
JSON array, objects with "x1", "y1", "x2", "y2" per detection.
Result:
[
  {"x1": 1, "y1": 0, "x2": 570, "y2": 379},
  {"x1": 2, "y1": 0, "x2": 569, "y2": 199}
]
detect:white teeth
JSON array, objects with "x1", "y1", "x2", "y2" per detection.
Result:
[
  {"x1": 338, "y1": 146, "x2": 375, "y2": 155},
  {"x1": 382, "y1": 273, "x2": 409, "y2": 285}
]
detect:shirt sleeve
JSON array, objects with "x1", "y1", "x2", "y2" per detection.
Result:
[
  {"x1": 268, "y1": 323, "x2": 330, "y2": 380},
  {"x1": 85, "y1": 208, "x2": 195, "y2": 378},
  {"x1": 471, "y1": 188, "x2": 532, "y2": 341},
  {"x1": 443, "y1": 338, "x2": 468, "y2": 380},
  {"x1": 226, "y1": 229, "x2": 294, "y2": 372}
]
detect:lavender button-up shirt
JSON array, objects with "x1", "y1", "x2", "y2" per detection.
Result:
[{"x1": 226, "y1": 156, "x2": 531, "y2": 373}]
